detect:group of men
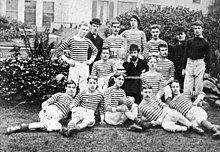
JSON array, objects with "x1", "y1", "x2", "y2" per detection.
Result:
[{"x1": 6, "y1": 15, "x2": 220, "y2": 139}]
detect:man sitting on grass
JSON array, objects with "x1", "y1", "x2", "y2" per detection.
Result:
[
  {"x1": 6, "y1": 80, "x2": 77, "y2": 134},
  {"x1": 131, "y1": 84, "x2": 204, "y2": 134},
  {"x1": 60, "y1": 75, "x2": 105, "y2": 137},
  {"x1": 168, "y1": 80, "x2": 220, "y2": 139}
]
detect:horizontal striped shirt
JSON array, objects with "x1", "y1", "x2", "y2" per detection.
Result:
[
  {"x1": 140, "y1": 72, "x2": 164, "y2": 95},
  {"x1": 70, "y1": 90, "x2": 104, "y2": 114},
  {"x1": 156, "y1": 59, "x2": 174, "y2": 82},
  {"x1": 56, "y1": 37, "x2": 98, "y2": 62},
  {"x1": 120, "y1": 29, "x2": 147, "y2": 52},
  {"x1": 46, "y1": 93, "x2": 74, "y2": 117},
  {"x1": 91, "y1": 60, "x2": 114, "y2": 77},
  {"x1": 139, "y1": 97, "x2": 167, "y2": 121},
  {"x1": 169, "y1": 93, "x2": 193, "y2": 116},
  {"x1": 144, "y1": 39, "x2": 167, "y2": 58},
  {"x1": 103, "y1": 35, "x2": 127, "y2": 59}
]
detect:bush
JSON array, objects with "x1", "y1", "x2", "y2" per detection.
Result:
[
  {"x1": 118, "y1": 6, "x2": 220, "y2": 78},
  {"x1": 0, "y1": 56, "x2": 69, "y2": 102}
]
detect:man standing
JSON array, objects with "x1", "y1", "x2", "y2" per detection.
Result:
[
  {"x1": 144, "y1": 24, "x2": 167, "y2": 59},
  {"x1": 57, "y1": 21, "x2": 98, "y2": 92},
  {"x1": 121, "y1": 15, "x2": 147, "y2": 59},
  {"x1": 86, "y1": 18, "x2": 103, "y2": 74},
  {"x1": 169, "y1": 26, "x2": 187, "y2": 90},
  {"x1": 103, "y1": 19, "x2": 127, "y2": 70},
  {"x1": 182, "y1": 21, "x2": 210, "y2": 93},
  {"x1": 123, "y1": 44, "x2": 148, "y2": 76},
  {"x1": 169, "y1": 80, "x2": 220, "y2": 139}
]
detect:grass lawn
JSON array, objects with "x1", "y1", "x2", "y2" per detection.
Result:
[{"x1": 1, "y1": 99, "x2": 220, "y2": 152}]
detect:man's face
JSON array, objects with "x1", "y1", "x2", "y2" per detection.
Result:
[
  {"x1": 88, "y1": 78, "x2": 98, "y2": 92},
  {"x1": 130, "y1": 18, "x2": 138, "y2": 28},
  {"x1": 148, "y1": 58, "x2": 157, "y2": 69},
  {"x1": 65, "y1": 83, "x2": 77, "y2": 97},
  {"x1": 130, "y1": 50, "x2": 138, "y2": 61},
  {"x1": 111, "y1": 23, "x2": 120, "y2": 35},
  {"x1": 101, "y1": 49, "x2": 110, "y2": 61},
  {"x1": 176, "y1": 32, "x2": 186, "y2": 42},
  {"x1": 91, "y1": 23, "x2": 100, "y2": 34},
  {"x1": 193, "y1": 25, "x2": 203, "y2": 37},
  {"x1": 114, "y1": 75, "x2": 124, "y2": 87},
  {"x1": 151, "y1": 28, "x2": 160, "y2": 39},
  {"x1": 79, "y1": 25, "x2": 89, "y2": 38},
  {"x1": 159, "y1": 47, "x2": 168, "y2": 58},
  {"x1": 171, "y1": 82, "x2": 180, "y2": 95},
  {"x1": 142, "y1": 88, "x2": 153, "y2": 100}
]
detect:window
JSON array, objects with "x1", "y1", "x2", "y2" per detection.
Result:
[
  {"x1": 6, "y1": 0, "x2": 18, "y2": 20},
  {"x1": 43, "y1": 1, "x2": 54, "y2": 27},
  {"x1": 24, "y1": 0, "x2": 36, "y2": 25},
  {"x1": 193, "y1": 0, "x2": 200, "y2": 3},
  {"x1": 117, "y1": 1, "x2": 137, "y2": 16},
  {"x1": 92, "y1": 0, "x2": 114, "y2": 23}
]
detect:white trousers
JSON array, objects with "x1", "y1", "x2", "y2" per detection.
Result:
[
  {"x1": 68, "y1": 61, "x2": 89, "y2": 92},
  {"x1": 184, "y1": 59, "x2": 206, "y2": 93}
]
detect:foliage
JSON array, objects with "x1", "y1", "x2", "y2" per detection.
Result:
[
  {"x1": 0, "y1": 15, "x2": 31, "y2": 42},
  {"x1": 118, "y1": 6, "x2": 220, "y2": 78},
  {"x1": 208, "y1": 0, "x2": 220, "y2": 21},
  {"x1": 0, "y1": 56, "x2": 69, "y2": 102}
]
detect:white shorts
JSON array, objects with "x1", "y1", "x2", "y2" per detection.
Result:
[
  {"x1": 71, "y1": 107, "x2": 95, "y2": 127},
  {"x1": 186, "y1": 106, "x2": 208, "y2": 126},
  {"x1": 38, "y1": 105, "x2": 64, "y2": 131},
  {"x1": 105, "y1": 111, "x2": 127, "y2": 125}
]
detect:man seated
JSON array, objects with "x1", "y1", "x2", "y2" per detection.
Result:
[
  {"x1": 6, "y1": 80, "x2": 77, "y2": 134},
  {"x1": 123, "y1": 44, "x2": 148, "y2": 76},
  {"x1": 131, "y1": 84, "x2": 203, "y2": 134},
  {"x1": 61, "y1": 76, "x2": 105, "y2": 137},
  {"x1": 91, "y1": 46, "x2": 115, "y2": 93},
  {"x1": 169, "y1": 80, "x2": 220, "y2": 139},
  {"x1": 104, "y1": 72, "x2": 151, "y2": 130}
]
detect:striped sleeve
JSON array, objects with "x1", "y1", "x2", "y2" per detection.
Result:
[
  {"x1": 88, "y1": 39, "x2": 98, "y2": 57},
  {"x1": 91, "y1": 62, "x2": 98, "y2": 76},
  {"x1": 56, "y1": 38, "x2": 70, "y2": 57},
  {"x1": 45, "y1": 93, "x2": 59, "y2": 105}
]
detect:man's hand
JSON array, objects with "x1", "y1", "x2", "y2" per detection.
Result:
[
  {"x1": 86, "y1": 60, "x2": 93, "y2": 65},
  {"x1": 182, "y1": 69, "x2": 185, "y2": 76},
  {"x1": 67, "y1": 59, "x2": 75, "y2": 67},
  {"x1": 99, "y1": 120, "x2": 106, "y2": 125},
  {"x1": 116, "y1": 105, "x2": 128, "y2": 112},
  {"x1": 203, "y1": 73, "x2": 210, "y2": 79}
]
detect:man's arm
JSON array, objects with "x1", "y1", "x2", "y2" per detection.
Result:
[
  {"x1": 87, "y1": 39, "x2": 98, "y2": 65},
  {"x1": 182, "y1": 39, "x2": 190, "y2": 75},
  {"x1": 204, "y1": 39, "x2": 211, "y2": 73}
]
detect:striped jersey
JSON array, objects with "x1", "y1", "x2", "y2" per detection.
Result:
[
  {"x1": 103, "y1": 35, "x2": 126, "y2": 49},
  {"x1": 91, "y1": 60, "x2": 114, "y2": 77},
  {"x1": 156, "y1": 59, "x2": 174, "y2": 82},
  {"x1": 104, "y1": 86, "x2": 133, "y2": 110},
  {"x1": 168, "y1": 93, "x2": 193, "y2": 116},
  {"x1": 144, "y1": 39, "x2": 167, "y2": 58},
  {"x1": 120, "y1": 29, "x2": 147, "y2": 52},
  {"x1": 140, "y1": 72, "x2": 164, "y2": 95},
  {"x1": 138, "y1": 97, "x2": 167, "y2": 121},
  {"x1": 56, "y1": 37, "x2": 98, "y2": 62},
  {"x1": 45, "y1": 93, "x2": 74, "y2": 117},
  {"x1": 70, "y1": 90, "x2": 104, "y2": 114}
]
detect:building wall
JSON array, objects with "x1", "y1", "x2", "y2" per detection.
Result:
[{"x1": 0, "y1": 0, "x2": 215, "y2": 27}]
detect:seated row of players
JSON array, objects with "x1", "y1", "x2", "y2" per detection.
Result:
[{"x1": 6, "y1": 73, "x2": 220, "y2": 139}]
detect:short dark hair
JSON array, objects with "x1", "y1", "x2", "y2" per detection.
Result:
[
  {"x1": 171, "y1": 79, "x2": 180, "y2": 85},
  {"x1": 142, "y1": 84, "x2": 153, "y2": 91},
  {"x1": 65, "y1": 79, "x2": 76, "y2": 87},
  {"x1": 113, "y1": 72, "x2": 126, "y2": 78},
  {"x1": 192, "y1": 20, "x2": 204, "y2": 28},
  {"x1": 87, "y1": 75, "x2": 98, "y2": 82},
  {"x1": 158, "y1": 43, "x2": 168, "y2": 51},
  {"x1": 102, "y1": 46, "x2": 110, "y2": 52},
  {"x1": 150, "y1": 24, "x2": 161, "y2": 30},
  {"x1": 148, "y1": 55, "x2": 158, "y2": 63},
  {"x1": 111, "y1": 19, "x2": 120, "y2": 26}
]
